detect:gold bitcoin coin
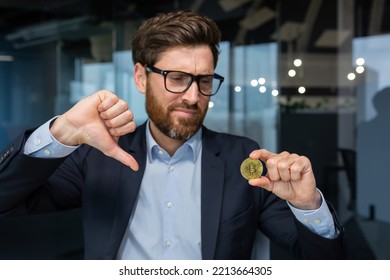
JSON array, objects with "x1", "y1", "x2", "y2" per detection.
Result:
[{"x1": 240, "y1": 158, "x2": 264, "y2": 180}]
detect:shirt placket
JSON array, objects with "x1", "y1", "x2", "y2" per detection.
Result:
[{"x1": 162, "y1": 157, "x2": 177, "y2": 259}]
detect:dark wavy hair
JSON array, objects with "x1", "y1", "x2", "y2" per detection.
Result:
[{"x1": 131, "y1": 10, "x2": 221, "y2": 68}]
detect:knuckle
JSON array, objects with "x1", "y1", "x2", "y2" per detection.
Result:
[
  {"x1": 119, "y1": 100, "x2": 128, "y2": 111},
  {"x1": 125, "y1": 110, "x2": 134, "y2": 120},
  {"x1": 290, "y1": 165, "x2": 300, "y2": 173},
  {"x1": 278, "y1": 161, "x2": 289, "y2": 170},
  {"x1": 129, "y1": 121, "x2": 136, "y2": 130},
  {"x1": 301, "y1": 155, "x2": 309, "y2": 162},
  {"x1": 105, "y1": 119, "x2": 113, "y2": 128},
  {"x1": 109, "y1": 127, "x2": 120, "y2": 136},
  {"x1": 297, "y1": 156, "x2": 309, "y2": 166},
  {"x1": 266, "y1": 158, "x2": 276, "y2": 168},
  {"x1": 280, "y1": 151, "x2": 290, "y2": 156}
]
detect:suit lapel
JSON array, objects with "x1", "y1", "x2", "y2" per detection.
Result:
[
  {"x1": 105, "y1": 123, "x2": 148, "y2": 258},
  {"x1": 201, "y1": 127, "x2": 225, "y2": 260}
]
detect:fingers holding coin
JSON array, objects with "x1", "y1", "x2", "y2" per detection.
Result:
[
  {"x1": 243, "y1": 149, "x2": 318, "y2": 208},
  {"x1": 245, "y1": 148, "x2": 315, "y2": 184},
  {"x1": 247, "y1": 149, "x2": 298, "y2": 180}
]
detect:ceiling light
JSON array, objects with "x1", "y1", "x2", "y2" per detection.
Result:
[
  {"x1": 288, "y1": 69, "x2": 296, "y2": 77},
  {"x1": 218, "y1": 0, "x2": 252, "y2": 12},
  {"x1": 239, "y1": 7, "x2": 276, "y2": 30},
  {"x1": 258, "y1": 77, "x2": 266, "y2": 85},
  {"x1": 259, "y1": 86, "x2": 266, "y2": 93},
  {"x1": 298, "y1": 86, "x2": 306, "y2": 94},
  {"x1": 347, "y1": 73, "x2": 356, "y2": 80},
  {"x1": 271, "y1": 21, "x2": 305, "y2": 41},
  {"x1": 294, "y1": 59, "x2": 302, "y2": 67},
  {"x1": 315, "y1": 29, "x2": 350, "y2": 48},
  {"x1": 356, "y1": 58, "x2": 365, "y2": 66},
  {"x1": 0, "y1": 55, "x2": 14, "y2": 62},
  {"x1": 356, "y1": 66, "x2": 365, "y2": 74}
]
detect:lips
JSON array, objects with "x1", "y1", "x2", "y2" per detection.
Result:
[
  {"x1": 174, "y1": 107, "x2": 197, "y2": 114},
  {"x1": 170, "y1": 104, "x2": 200, "y2": 118}
]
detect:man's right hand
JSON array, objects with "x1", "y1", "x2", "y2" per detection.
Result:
[{"x1": 50, "y1": 90, "x2": 139, "y2": 171}]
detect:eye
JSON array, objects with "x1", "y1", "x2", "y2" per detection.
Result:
[
  {"x1": 199, "y1": 76, "x2": 213, "y2": 85},
  {"x1": 168, "y1": 72, "x2": 189, "y2": 83}
]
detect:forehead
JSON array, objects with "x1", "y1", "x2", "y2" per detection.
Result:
[{"x1": 155, "y1": 45, "x2": 214, "y2": 71}]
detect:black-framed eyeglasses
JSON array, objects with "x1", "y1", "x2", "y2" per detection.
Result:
[{"x1": 145, "y1": 65, "x2": 224, "y2": 96}]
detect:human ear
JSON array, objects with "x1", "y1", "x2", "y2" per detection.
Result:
[{"x1": 134, "y1": 62, "x2": 147, "y2": 94}]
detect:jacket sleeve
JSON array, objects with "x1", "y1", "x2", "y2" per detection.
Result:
[
  {"x1": 293, "y1": 202, "x2": 346, "y2": 259},
  {"x1": 258, "y1": 190, "x2": 346, "y2": 259},
  {"x1": 0, "y1": 130, "x2": 82, "y2": 216}
]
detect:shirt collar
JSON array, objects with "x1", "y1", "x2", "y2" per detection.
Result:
[{"x1": 145, "y1": 120, "x2": 202, "y2": 163}]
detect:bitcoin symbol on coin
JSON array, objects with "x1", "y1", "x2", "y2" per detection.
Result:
[{"x1": 240, "y1": 158, "x2": 264, "y2": 180}]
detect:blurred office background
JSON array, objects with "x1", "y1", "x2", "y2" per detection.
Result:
[{"x1": 0, "y1": 0, "x2": 389, "y2": 259}]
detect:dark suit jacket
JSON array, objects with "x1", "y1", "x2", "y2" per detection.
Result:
[{"x1": 0, "y1": 122, "x2": 345, "y2": 259}]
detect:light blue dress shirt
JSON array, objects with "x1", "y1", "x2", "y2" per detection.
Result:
[
  {"x1": 116, "y1": 123, "x2": 203, "y2": 259},
  {"x1": 24, "y1": 118, "x2": 337, "y2": 259}
]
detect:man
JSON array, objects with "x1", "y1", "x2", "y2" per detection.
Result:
[{"x1": 0, "y1": 10, "x2": 345, "y2": 259}]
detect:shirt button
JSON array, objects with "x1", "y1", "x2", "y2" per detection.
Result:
[
  {"x1": 35, "y1": 138, "x2": 41, "y2": 146},
  {"x1": 167, "y1": 202, "x2": 173, "y2": 208},
  {"x1": 43, "y1": 149, "x2": 51, "y2": 156},
  {"x1": 314, "y1": 219, "x2": 321, "y2": 224},
  {"x1": 168, "y1": 165, "x2": 174, "y2": 172},
  {"x1": 158, "y1": 150, "x2": 163, "y2": 156},
  {"x1": 165, "y1": 240, "x2": 172, "y2": 247},
  {"x1": 303, "y1": 218, "x2": 309, "y2": 223}
]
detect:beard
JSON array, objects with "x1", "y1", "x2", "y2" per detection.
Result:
[{"x1": 145, "y1": 84, "x2": 208, "y2": 141}]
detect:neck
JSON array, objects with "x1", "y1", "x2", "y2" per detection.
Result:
[{"x1": 148, "y1": 121, "x2": 185, "y2": 156}]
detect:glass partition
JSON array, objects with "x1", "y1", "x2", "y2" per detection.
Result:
[{"x1": 354, "y1": 35, "x2": 390, "y2": 222}]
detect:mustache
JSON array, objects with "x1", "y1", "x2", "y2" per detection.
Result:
[{"x1": 168, "y1": 102, "x2": 200, "y2": 111}]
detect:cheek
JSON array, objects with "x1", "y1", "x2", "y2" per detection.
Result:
[
  {"x1": 199, "y1": 97, "x2": 210, "y2": 110},
  {"x1": 147, "y1": 81, "x2": 177, "y2": 106}
]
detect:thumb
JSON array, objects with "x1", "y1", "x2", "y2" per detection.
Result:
[
  {"x1": 248, "y1": 176, "x2": 272, "y2": 191},
  {"x1": 102, "y1": 141, "x2": 139, "y2": 171}
]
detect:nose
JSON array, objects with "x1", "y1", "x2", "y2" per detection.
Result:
[{"x1": 181, "y1": 81, "x2": 200, "y2": 105}]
